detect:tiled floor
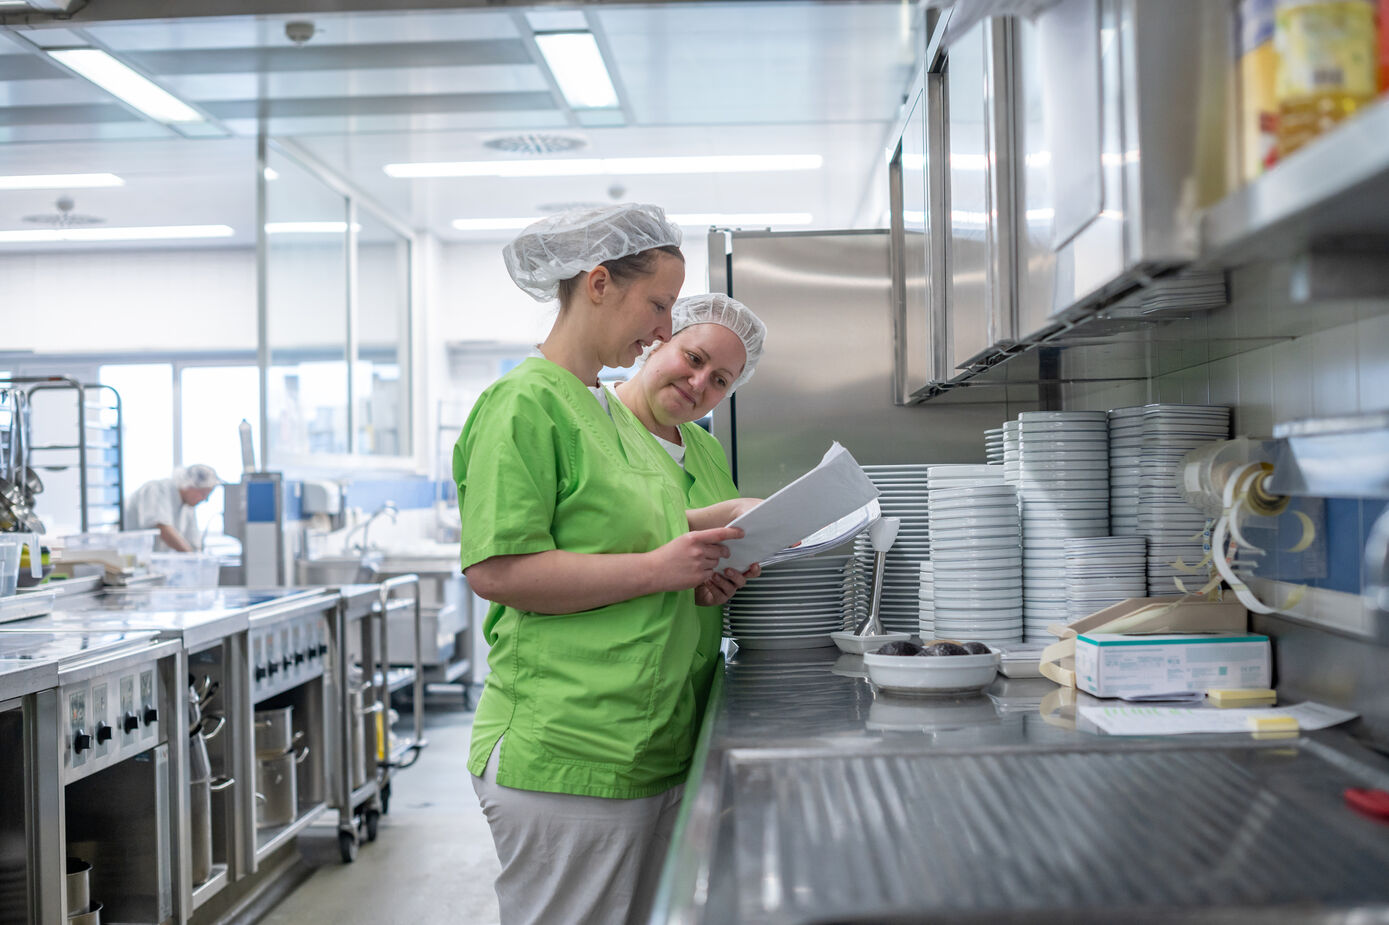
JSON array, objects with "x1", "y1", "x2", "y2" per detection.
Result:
[{"x1": 258, "y1": 692, "x2": 501, "y2": 925}]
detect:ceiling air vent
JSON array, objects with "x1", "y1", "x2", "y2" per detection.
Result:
[
  {"x1": 483, "y1": 133, "x2": 587, "y2": 156},
  {"x1": 23, "y1": 196, "x2": 104, "y2": 227}
]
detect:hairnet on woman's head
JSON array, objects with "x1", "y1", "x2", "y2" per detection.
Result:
[
  {"x1": 669, "y1": 293, "x2": 767, "y2": 392},
  {"x1": 502, "y1": 203, "x2": 683, "y2": 302},
  {"x1": 175, "y1": 464, "x2": 222, "y2": 491}
]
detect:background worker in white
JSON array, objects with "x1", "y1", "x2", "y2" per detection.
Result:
[{"x1": 128, "y1": 463, "x2": 220, "y2": 551}]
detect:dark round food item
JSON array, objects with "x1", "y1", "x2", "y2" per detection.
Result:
[
  {"x1": 960, "y1": 641, "x2": 991, "y2": 655},
  {"x1": 921, "y1": 642, "x2": 970, "y2": 657},
  {"x1": 876, "y1": 640, "x2": 923, "y2": 657}
]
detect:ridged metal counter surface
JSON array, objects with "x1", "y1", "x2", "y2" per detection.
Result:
[{"x1": 653, "y1": 647, "x2": 1389, "y2": 924}]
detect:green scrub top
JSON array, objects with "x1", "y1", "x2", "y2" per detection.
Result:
[
  {"x1": 606, "y1": 388, "x2": 739, "y2": 729},
  {"x1": 455, "y1": 358, "x2": 700, "y2": 799}
]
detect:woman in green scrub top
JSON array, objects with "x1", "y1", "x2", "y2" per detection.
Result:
[
  {"x1": 609, "y1": 294, "x2": 768, "y2": 727},
  {"x1": 458, "y1": 204, "x2": 761, "y2": 925}
]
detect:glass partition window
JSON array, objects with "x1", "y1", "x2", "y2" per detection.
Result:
[
  {"x1": 264, "y1": 148, "x2": 350, "y2": 464},
  {"x1": 98, "y1": 362, "x2": 173, "y2": 505},
  {"x1": 354, "y1": 209, "x2": 411, "y2": 456},
  {"x1": 181, "y1": 365, "x2": 259, "y2": 539}
]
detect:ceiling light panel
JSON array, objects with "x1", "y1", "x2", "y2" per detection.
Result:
[
  {"x1": 0, "y1": 224, "x2": 233, "y2": 243},
  {"x1": 46, "y1": 48, "x2": 204, "y2": 124},
  {"x1": 386, "y1": 154, "x2": 823, "y2": 179},
  {"x1": 453, "y1": 212, "x2": 813, "y2": 231},
  {"x1": 0, "y1": 173, "x2": 124, "y2": 190},
  {"x1": 534, "y1": 32, "x2": 618, "y2": 110}
]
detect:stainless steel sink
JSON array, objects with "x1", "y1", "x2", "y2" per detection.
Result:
[{"x1": 296, "y1": 553, "x2": 383, "y2": 586}]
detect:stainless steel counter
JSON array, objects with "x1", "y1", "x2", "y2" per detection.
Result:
[{"x1": 654, "y1": 647, "x2": 1389, "y2": 924}]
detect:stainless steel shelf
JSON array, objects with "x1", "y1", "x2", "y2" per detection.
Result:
[
  {"x1": 190, "y1": 864, "x2": 228, "y2": 911},
  {"x1": 253, "y1": 802, "x2": 326, "y2": 862},
  {"x1": 1201, "y1": 97, "x2": 1389, "y2": 266}
]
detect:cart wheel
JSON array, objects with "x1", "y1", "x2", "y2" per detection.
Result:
[
  {"x1": 380, "y1": 782, "x2": 391, "y2": 816},
  {"x1": 365, "y1": 808, "x2": 380, "y2": 842},
  {"x1": 338, "y1": 829, "x2": 358, "y2": 863}
]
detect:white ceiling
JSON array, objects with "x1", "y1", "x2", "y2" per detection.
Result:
[{"x1": 0, "y1": 1, "x2": 922, "y2": 250}]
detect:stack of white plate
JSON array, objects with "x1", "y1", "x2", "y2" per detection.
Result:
[
  {"x1": 850, "y1": 464, "x2": 933, "y2": 635},
  {"x1": 1135, "y1": 404, "x2": 1229, "y2": 594},
  {"x1": 1002, "y1": 420, "x2": 1021, "y2": 485},
  {"x1": 918, "y1": 560, "x2": 934, "y2": 638},
  {"x1": 984, "y1": 427, "x2": 1005, "y2": 464},
  {"x1": 1016, "y1": 410, "x2": 1111, "y2": 641},
  {"x1": 928, "y1": 483, "x2": 1022, "y2": 644},
  {"x1": 1064, "y1": 536, "x2": 1147, "y2": 620},
  {"x1": 723, "y1": 555, "x2": 853, "y2": 650},
  {"x1": 1108, "y1": 406, "x2": 1146, "y2": 535}
]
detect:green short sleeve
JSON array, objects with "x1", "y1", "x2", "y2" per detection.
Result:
[{"x1": 454, "y1": 381, "x2": 562, "y2": 570}]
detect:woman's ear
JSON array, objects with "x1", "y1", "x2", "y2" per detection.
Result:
[{"x1": 585, "y1": 265, "x2": 611, "y2": 304}]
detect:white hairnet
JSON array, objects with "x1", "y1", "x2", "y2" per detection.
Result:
[
  {"x1": 175, "y1": 464, "x2": 221, "y2": 490},
  {"x1": 502, "y1": 203, "x2": 683, "y2": 302},
  {"x1": 668, "y1": 293, "x2": 767, "y2": 392}
]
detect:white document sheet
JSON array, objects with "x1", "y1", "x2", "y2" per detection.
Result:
[
  {"x1": 1078, "y1": 701, "x2": 1358, "y2": 736},
  {"x1": 719, "y1": 443, "x2": 880, "y2": 572}
]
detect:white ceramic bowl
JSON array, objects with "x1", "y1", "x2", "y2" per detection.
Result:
[{"x1": 863, "y1": 647, "x2": 1000, "y2": 695}]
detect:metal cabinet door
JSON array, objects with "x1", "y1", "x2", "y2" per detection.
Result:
[{"x1": 889, "y1": 78, "x2": 938, "y2": 401}]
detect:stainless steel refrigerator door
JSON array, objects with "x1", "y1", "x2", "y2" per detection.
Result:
[{"x1": 708, "y1": 230, "x2": 1003, "y2": 501}]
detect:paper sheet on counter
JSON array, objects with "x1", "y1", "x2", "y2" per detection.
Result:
[
  {"x1": 1078, "y1": 701, "x2": 1358, "y2": 736},
  {"x1": 719, "y1": 442, "x2": 880, "y2": 572}
]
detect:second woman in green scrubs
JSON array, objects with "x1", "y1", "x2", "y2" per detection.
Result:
[
  {"x1": 609, "y1": 293, "x2": 767, "y2": 725},
  {"x1": 458, "y1": 204, "x2": 760, "y2": 925}
]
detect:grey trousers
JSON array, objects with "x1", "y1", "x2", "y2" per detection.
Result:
[{"x1": 471, "y1": 741, "x2": 684, "y2": 925}]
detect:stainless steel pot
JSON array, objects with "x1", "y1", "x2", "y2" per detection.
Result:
[
  {"x1": 254, "y1": 707, "x2": 296, "y2": 756},
  {"x1": 67, "y1": 900, "x2": 101, "y2": 925},
  {"x1": 255, "y1": 746, "x2": 308, "y2": 829},
  {"x1": 65, "y1": 858, "x2": 90, "y2": 916},
  {"x1": 348, "y1": 684, "x2": 382, "y2": 791},
  {"x1": 189, "y1": 776, "x2": 233, "y2": 886}
]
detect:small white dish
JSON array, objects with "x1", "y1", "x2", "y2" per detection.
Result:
[
  {"x1": 864, "y1": 648, "x2": 1000, "y2": 695},
  {"x1": 830, "y1": 631, "x2": 912, "y2": 655}
]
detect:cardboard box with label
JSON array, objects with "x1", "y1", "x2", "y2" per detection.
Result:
[{"x1": 1073, "y1": 632, "x2": 1271, "y2": 699}]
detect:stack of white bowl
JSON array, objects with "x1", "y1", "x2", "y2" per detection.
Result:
[
  {"x1": 1064, "y1": 536, "x2": 1147, "y2": 620},
  {"x1": 723, "y1": 555, "x2": 854, "y2": 650},
  {"x1": 984, "y1": 426, "x2": 1005, "y2": 464},
  {"x1": 918, "y1": 560, "x2": 934, "y2": 638},
  {"x1": 1016, "y1": 411, "x2": 1111, "y2": 641},
  {"x1": 1136, "y1": 404, "x2": 1230, "y2": 595},
  {"x1": 851, "y1": 464, "x2": 933, "y2": 635},
  {"x1": 1107, "y1": 406, "x2": 1146, "y2": 535},
  {"x1": 927, "y1": 478, "x2": 1023, "y2": 645}
]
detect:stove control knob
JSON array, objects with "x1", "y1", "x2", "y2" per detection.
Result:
[
  {"x1": 122, "y1": 712, "x2": 139, "y2": 733},
  {"x1": 73, "y1": 730, "x2": 92, "y2": 753},
  {"x1": 255, "y1": 665, "x2": 267, "y2": 681},
  {"x1": 294, "y1": 651, "x2": 306, "y2": 665},
  {"x1": 96, "y1": 723, "x2": 113, "y2": 744},
  {"x1": 268, "y1": 662, "x2": 280, "y2": 676},
  {"x1": 142, "y1": 706, "x2": 158, "y2": 725},
  {"x1": 281, "y1": 656, "x2": 293, "y2": 671},
  {"x1": 317, "y1": 643, "x2": 328, "y2": 657}
]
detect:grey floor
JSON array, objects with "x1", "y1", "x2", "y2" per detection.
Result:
[{"x1": 258, "y1": 690, "x2": 501, "y2": 925}]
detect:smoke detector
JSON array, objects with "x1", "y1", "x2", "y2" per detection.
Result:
[
  {"x1": 483, "y1": 133, "x2": 588, "y2": 156},
  {"x1": 285, "y1": 21, "x2": 316, "y2": 45},
  {"x1": 22, "y1": 196, "x2": 105, "y2": 228}
]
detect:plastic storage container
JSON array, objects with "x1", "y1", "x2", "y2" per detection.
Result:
[
  {"x1": 149, "y1": 552, "x2": 221, "y2": 588},
  {"x1": 0, "y1": 535, "x2": 42, "y2": 597},
  {"x1": 62, "y1": 529, "x2": 159, "y2": 568}
]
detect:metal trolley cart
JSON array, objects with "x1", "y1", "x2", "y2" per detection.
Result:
[{"x1": 332, "y1": 577, "x2": 426, "y2": 862}]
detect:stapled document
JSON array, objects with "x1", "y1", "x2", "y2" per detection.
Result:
[{"x1": 718, "y1": 442, "x2": 880, "y2": 572}]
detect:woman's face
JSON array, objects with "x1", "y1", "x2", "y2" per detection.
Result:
[
  {"x1": 603, "y1": 252, "x2": 685, "y2": 369},
  {"x1": 639, "y1": 323, "x2": 747, "y2": 427}
]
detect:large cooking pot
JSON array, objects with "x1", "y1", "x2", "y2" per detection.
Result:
[
  {"x1": 189, "y1": 776, "x2": 234, "y2": 886},
  {"x1": 65, "y1": 858, "x2": 90, "y2": 916},
  {"x1": 67, "y1": 900, "x2": 101, "y2": 925},
  {"x1": 254, "y1": 707, "x2": 297, "y2": 756},
  {"x1": 255, "y1": 746, "x2": 309, "y2": 829}
]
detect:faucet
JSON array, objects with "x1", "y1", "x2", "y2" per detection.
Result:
[{"x1": 346, "y1": 501, "x2": 398, "y2": 554}]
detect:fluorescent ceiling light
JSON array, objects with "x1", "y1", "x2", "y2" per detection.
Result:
[
  {"x1": 386, "y1": 154, "x2": 823, "y2": 179},
  {"x1": 47, "y1": 48, "x2": 203, "y2": 124},
  {"x1": 0, "y1": 2, "x2": 32, "y2": 8},
  {"x1": 534, "y1": 31, "x2": 618, "y2": 110},
  {"x1": 264, "y1": 167, "x2": 279, "y2": 181},
  {"x1": 453, "y1": 212, "x2": 813, "y2": 232},
  {"x1": 265, "y1": 222, "x2": 361, "y2": 234},
  {"x1": 0, "y1": 224, "x2": 233, "y2": 243},
  {"x1": 0, "y1": 173, "x2": 124, "y2": 190}
]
